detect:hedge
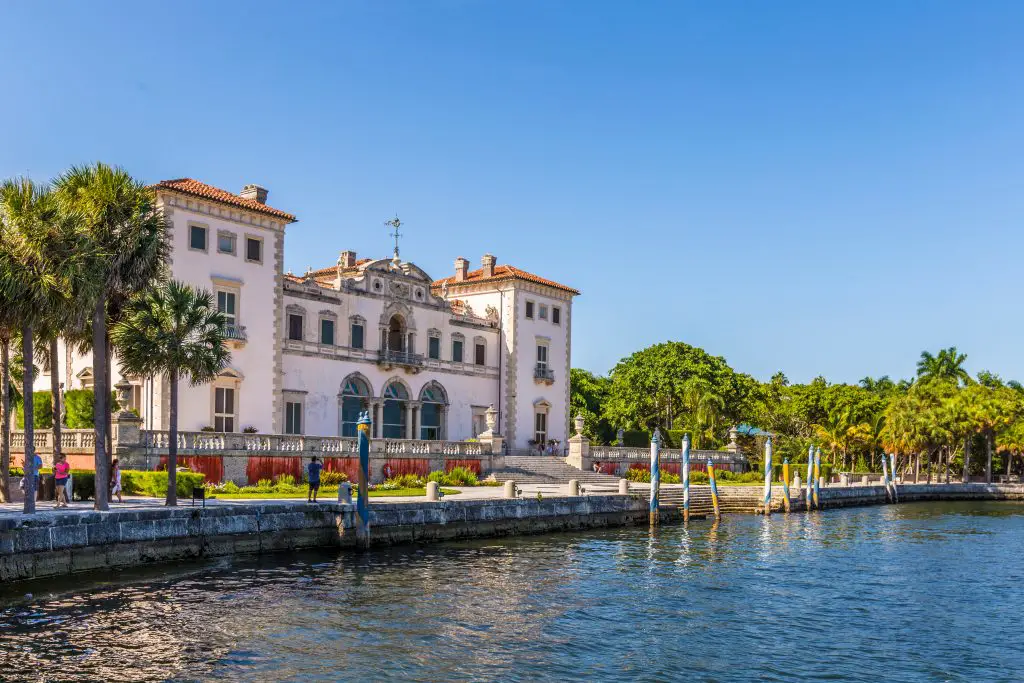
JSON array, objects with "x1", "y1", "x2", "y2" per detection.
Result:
[
  {"x1": 64, "y1": 389, "x2": 96, "y2": 429},
  {"x1": 9, "y1": 468, "x2": 204, "y2": 500}
]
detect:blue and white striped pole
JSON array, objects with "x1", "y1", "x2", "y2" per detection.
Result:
[
  {"x1": 889, "y1": 452, "x2": 899, "y2": 503},
  {"x1": 813, "y1": 447, "x2": 822, "y2": 510},
  {"x1": 782, "y1": 458, "x2": 792, "y2": 513},
  {"x1": 763, "y1": 437, "x2": 773, "y2": 516},
  {"x1": 681, "y1": 434, "x2": 691, "y2": 523},
  {"x1": 806, "y1": 446, "x2": 814, "y2": 510},
  {"x1": 356, "y1": 410, "x2": 372, "y2": 549},
  {"x1": 880, "y1": 451, "x2": 891, "y2": 502},
  {"x1": 649, "y1": 429, "x2": 661, "y2": 526}
]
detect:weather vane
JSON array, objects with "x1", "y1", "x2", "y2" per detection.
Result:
[{"x1": 385, "y1": 216, "x2": 403, "y2": 260}]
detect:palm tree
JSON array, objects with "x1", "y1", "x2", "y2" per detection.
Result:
[
  {"x1": 55, "y1": 164, "x2": 168, "y2": 510},
  {"x1": 681, "y1": 377, "x2": 725, "y2": 449},
  {"x1": 916, "y1": 347, "x2": 971, "y2": 386},
  {"x1": 996, "y1": 421, "x2": 1024, "y2": 479},
  {"x1": 0, "y1": 179, "x2": 88, "y2": 513},
  {"x1": 111, "y1": 281, "x2": 228, "y2": 505}
]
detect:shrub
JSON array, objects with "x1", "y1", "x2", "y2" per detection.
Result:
[
  {"x1": 386, "y1": 473, "x2": 426, "y2": 489},
  {"x1": 625, "y1": 467, "x2": 651, "y2": 483},
  {"x1": 16, "y1": 391, "x2": 53, "y2": 429},
  {"x1": 321, "y1": 471, "x2": 348, "y2": 486},
  {"x1": 622, "y1": 430, "x2": 649, "y2": 447},
  {"x1": 242, "y1": 426, "x2": 259, "y2": 433},
  {"x1": 64, "y1": 389, "x2": 95, "y2": 429},
  {"x1": 689, "y1": 471, "x2": 709, "y2": 484},
  {"x1": 445, "y1": 466, "x2": 478, "y2": 487},
  {"x1": 121, "y1": 470, "x2": 206, "y2": 498},
  {"x1": 661, "y1": 472, "x2": 680, "y2": 484},
  {"x1": 276, "y1": 474, "x2": 296, "y2": 487}
]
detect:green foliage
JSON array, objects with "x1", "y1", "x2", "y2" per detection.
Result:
[
  {"x1": 122, "y1": 470, "x2": 205, "y2": 497},
  {"x1": 426, "y1": 467, "x2": 479, "y2": 487},
  {"x1": 64, "y1": 389, "x2": 95, "y2": 428},
  {"x1": 569, "y1": 368, "x2": 615, "y2": 443},
  {"x1": 622, "y1": 430, "x2": 649, "y2": 447},
  {"x1": 625, "y1": 467, "x2": 650, "y2": 483},
  {"x1": 320, "y1": 471, "x2": 348, "y2": 486},
  {"x1": 16, "y1": 390, "x2": 52, "y2": 428}
]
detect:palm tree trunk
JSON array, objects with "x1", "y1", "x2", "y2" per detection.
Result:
[
  {"x1": 1006, "y1": 448, "x2": 1013, "y2": 478},
  {"x1": 49, "y1": 337, "x2": 62, "y2": 465},
  {"x1": 104, "y1": 335, "x2": 112, "y2": 465},
  {"x1": 92, "y1": 299, "x2": 109, "y2": 511},
  {"x1": 167, "y1": 373, "x2": 178, "y2": 506},
  {"x1": 926, "y1": 449, "x2": 933, "y2": 484},
  {"x1": 963, "y1": 438, "x2": 971, "y2": 483},
  {"x1": 914, "y1": 452, "x2": 921, "y2": 483},
  {"x1": 944, "y1": 446, "x2": 950, "y2": 484},
  {"x1": 22, "y1": 325, "x2": 36, "y2": 514},
  {"x1": 0, "y1": 337, "x2": 10, "y2": 503},
  {"x1": 985, "y1": 432, "x2": 993, "y2": 484}
]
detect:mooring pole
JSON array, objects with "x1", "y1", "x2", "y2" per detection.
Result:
[
  {"x1": 763, "y1": 437, "x2": 773, "y2": 516},
  {"x1": 356, "y1": 410, "x2": 371, "y2": 549},
  {"x1": 806, "y1": 446, "x2": 814, "y2": 510},
  {"x1": 649, "y1": 429, "x2": 661, "y2": 526},
  {"x1": 813, "y1": 447, "x2": 822, "y2": 510},
  {"x1": 889, "y1": 452, "x2": 899, "y2": 503},
  {"x1": 881, "y1": 451, "x2": 892, "y2": 502},
  {"x1": 708, "y1": 461, "x2": 721, "y2": 520},
  {"x1": 681, "y1": 434, "x2": 691, "y2": 523},
  {"x1": 782, "y1": 458, "x2": 791, "y2": 513}
]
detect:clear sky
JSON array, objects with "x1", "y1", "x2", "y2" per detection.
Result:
[{"x1": 2, "y1": 1, "x2": 1023, "y2": 384}]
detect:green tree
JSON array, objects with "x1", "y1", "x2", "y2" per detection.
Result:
[
  {"x1": 0, "y1": 179, "x2": 89, "y2": 513},
  {"x1": 569, "y1": 368, "x2": 614, "y2": 443},
  {"x1": 916, "y1": 347, "x2": 971, "y2": 386},
  {"x1": 55, "y1": 163, "x2": 168, "y2": 510},
  {"x1": 111, "y1": 281, "x2": 228, "y2": 505}
]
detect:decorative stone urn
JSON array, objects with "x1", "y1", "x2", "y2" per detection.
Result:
[
  {"x1": 574, "y1": 413, "x2": 585, "y2": 437},
  {"x1": 485, "y1": 404, "x2": 498, "y2": 434}
]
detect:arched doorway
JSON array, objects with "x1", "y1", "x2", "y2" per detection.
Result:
[
  {"x1": 340, "y1": 375, "x2": 372, "y2": 437},
  {"x1": 419, "y1": 382, "x2": 448, "y2": 440},
  {"x1": 382, "y1": 380, "x2": 409, "y2": 438},
  {"x1": 387, "y1": 315, "x2": 405, "y2": 352}
]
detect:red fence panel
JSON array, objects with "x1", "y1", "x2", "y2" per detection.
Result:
[
  {"x1": 158, "y1": 456, "x2": 224, "y2": 483},
  {"x1": 444, "y1": 459, "x2": 481, "y2": 475},
  {"x1": 383, "y1": 459, "x2": 430, "y2": 478},
  {"x1": 322, "y1": 457, "x2": 360, "y2": 482},
  {"x1": 245, "y1": 457, "x2": 303, "y2": 485}
]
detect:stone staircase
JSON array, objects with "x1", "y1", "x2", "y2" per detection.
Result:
[{"x1": 487, "y1": 456, "x2": 623, "y2": 486}]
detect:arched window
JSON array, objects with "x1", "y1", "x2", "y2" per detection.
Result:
[
  {"x1": 382, "y1": 380, "x2": 409, "y2": 438},
  {"x1": 340, "y1": 375, "x2": 372, "y2": 437},
  {"x1": 419, "y1": 382, "x2": 448, "y2": 440}
]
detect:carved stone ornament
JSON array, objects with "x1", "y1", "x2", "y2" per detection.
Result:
[{"x1": 485, "y1": 305, "x2": 499, "y2": 322}]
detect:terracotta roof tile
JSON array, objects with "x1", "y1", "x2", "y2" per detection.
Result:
[
  {"x1": 152, "y1": 178, "x2": 297, "y2": 222},
  {"x1": 432, "y1": 264, "x2": 579, "y2": 295}
]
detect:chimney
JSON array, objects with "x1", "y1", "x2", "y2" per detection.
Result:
[
  {"x1": 481, "y1": 253, "x2": 496, "y2": 278},
  {"x1": 240, "y1": 184, "x2": 268, "y2": 204},
  {"x1": 338, "y1": 250, "x2": 357, "y2": 268},
  {"x1": 455, "y1": 257, "x2": 469, "y2": 282}
]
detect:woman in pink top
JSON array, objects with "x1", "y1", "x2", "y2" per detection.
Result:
[{"x1": 53, "y1": 455, "x2": 70, "y2": 508}]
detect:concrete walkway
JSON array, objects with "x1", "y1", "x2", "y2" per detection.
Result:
[{"x1": 0, "y1": 482, "x2": 591, "y2": 518}]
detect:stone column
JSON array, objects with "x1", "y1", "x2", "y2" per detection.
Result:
[
  {"x1": 406, "y1": 402, "x2": 415, "y2": 440},
  {"x1": 565, "y1": 413, "x2": 591, "y2": 471}
]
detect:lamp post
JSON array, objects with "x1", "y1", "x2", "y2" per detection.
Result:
[{"x1": 356, "y1": 410, "x2": 371, "y2": 549}]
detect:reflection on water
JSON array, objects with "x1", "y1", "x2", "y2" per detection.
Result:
[{"x1": 1, "y1": 501, "x2": 1023, "y2": 682}]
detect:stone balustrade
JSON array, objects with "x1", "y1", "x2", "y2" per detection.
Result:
[
  {"x1": 10, "y1": 429, "x2": 96, "y2": 453},
  {"x1": 588, "y1": 445, "x2": 745, "y2": 466},
  {"x1": 137, "y1": 430, "x2": 492, "y2": 457}
]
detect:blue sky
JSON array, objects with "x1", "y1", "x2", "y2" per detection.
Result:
[{"x1": 2, "y1": 1, "x2": 1023, "y2": 384}]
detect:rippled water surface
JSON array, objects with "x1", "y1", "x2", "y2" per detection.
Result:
[{"x1": 2, "y1": 501, "x2": 1023, "y2": 682}]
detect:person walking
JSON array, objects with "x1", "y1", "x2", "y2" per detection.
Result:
[
  {"x1": 53, "y1": 455, "x2": 70, "y2": 508},
  {"x1": 307, "y1": 456, "x2": 323, "y2": 503},
  {"x1": 110, "y1": 458, "x2": 123, "y2": 504}
]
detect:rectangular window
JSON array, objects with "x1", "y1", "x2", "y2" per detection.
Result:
[
  {"x1": 217, "y1": 291, "x2": 237, "y2": 327},
  {"x1": 288, "y1": 314, "x2": 303, "y2": 341},
  {"x1": 285, "y1": 401, "x2": 302, "y2": 435},
  {"x1": 214, "y1": 387, "x2": 236, "y2": 432},
  {"x1": 535, "y1": 412, "x2": 547, "y2": 444},
  {"x1": 452, "y1": 339, "x2": 464, "y2": 363},
  {"x1": 525, "y1": 301, "x2": 534, "y2": 319},
  {"x1": 537, "y1": 344, "x2": 548, "y2": 367},
  {"x1": 245, "y1": 237, "x2": 263, "y2": 263},
  {"x1": 217, "y1": 231, "x2": 236, "y2": 254},
  {"x1": 351, "y1": 323, "x2": 364, "y2": 349},
  {"x1": 428, "y1": 336, "x2": 440, "y2": 360},
  {"x1": 475, "y1": 342, "x2": 485, "y2": 365},
  {"x1": 189, "y1": 225, "x2": 207, "y2": 251},
  {"x1": 539, "y1": 304, "x2": 548, "y2": 320},
  {"x1": 320, "y1": 319, "x2": 335, "y2": 346},
  {"x1": 552, "y1": 307, "x2": 561, "y2": 325}
]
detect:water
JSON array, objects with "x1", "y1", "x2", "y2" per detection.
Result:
[{"x1": 1, "y1": 502, "x2": 1023, "y2": 682}]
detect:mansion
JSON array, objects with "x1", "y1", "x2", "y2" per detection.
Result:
[{"x1": 40, "y1": 179, "x2": 578, "y2": 452}]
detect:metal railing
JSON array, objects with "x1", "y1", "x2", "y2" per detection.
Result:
[
  {"x1": 534, "y1": 364, "x2": 555, "y2": 381},
  {"x1": 224, "y1": 324, "x2": 248, "y2": 341},
  {"x1": 379, "y1": 349, "x2": 424, "y2": 367}
]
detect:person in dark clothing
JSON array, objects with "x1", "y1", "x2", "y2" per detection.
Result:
[{"x1": 307, "y1": 456, "x2": 323, "y2": 503}]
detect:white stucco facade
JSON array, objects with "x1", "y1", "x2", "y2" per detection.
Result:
[{"x1": 36, "y1": 180, "x2": 578, "y2": 453}]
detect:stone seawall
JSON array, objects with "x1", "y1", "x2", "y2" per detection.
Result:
[
  {"x1": 817, "y1": 482, "x2": 1024, "y2": 508},
  {"x1": 0, "y1": 494, "x2": 671, "y2": 583}
]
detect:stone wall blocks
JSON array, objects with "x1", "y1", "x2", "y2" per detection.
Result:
[
  {"x1": 13, "y1": 528, "x2": 53, "y2": 553},
  {"x1": 50, "y1": 524, "x2": 89, "y2": 550},
  {"x1": 84, "y1": 522, "x2": 121, "y2": 546}
]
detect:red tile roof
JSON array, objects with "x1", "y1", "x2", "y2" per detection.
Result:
[
  {"x1": 151, "y1": 178, "x2": 297, "y2": 222},
  {"x1": 432, "y1": 264, "x2": 580, "y2": 295}
]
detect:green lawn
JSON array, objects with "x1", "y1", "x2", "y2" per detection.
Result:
[{"x1": 208, "y1": 487, "x2": 460, "y2": 500}]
